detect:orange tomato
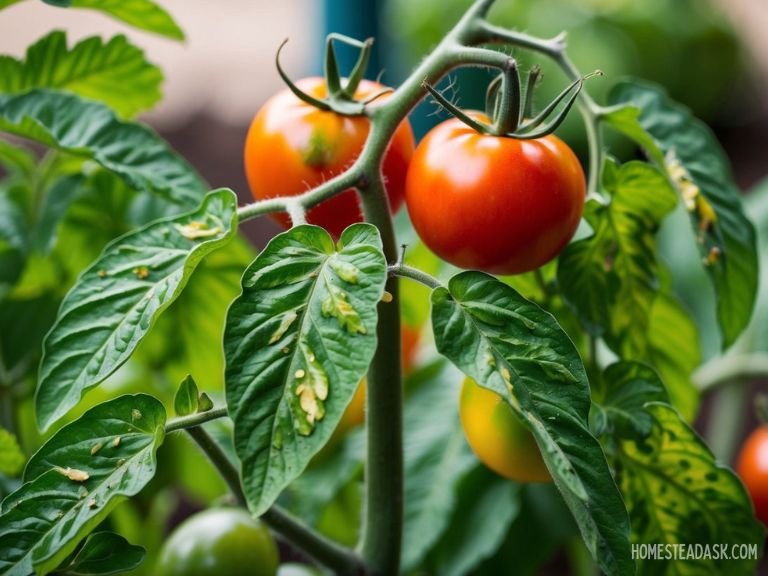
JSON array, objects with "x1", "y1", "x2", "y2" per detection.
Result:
[{"x1": 244, "y1": 77, "x2": 415, "y2": 238}]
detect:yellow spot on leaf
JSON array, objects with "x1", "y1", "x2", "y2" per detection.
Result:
[
  {"x1": 381, "y1": 291, "x2": 393, "y2": 303},
  {"x1": 703, "y1": 246, "x2": 721, "y2": 267},
  {"x1": 269, "y1": 311, "x2": 298, "y2": 344},
  {"x1": 98, "y1": 270, "x2": 107, "y2": 278},
  {"x1": 329, "y1": 258, "x2": 361, "y2": 284},
  {"x1": 133, "y1": 267, "x2": 150, "y2": 279},
  {"x1": 175, "y1": 220, "x2": 223, "y2": 240},
  {"x1": 54, "y1": 467, "x2": 90, "y2": 483},
  {"x1": 321, "y1": 286, "x2": 367, "y2": 335},
  {"x1": 295, "y1": 369, "x2": 306, "y2": 379},
  {"x1": 665, "y1": 150, "x2": 700, "y2": 211},
  {"x1": 131, "y1": 409, "x2": 142, "y2": 421},
  {"x1": 90, "y1": 442, "x2": 104, "y2": 456},
  {"x1": 112, "y1": 437, "x2": 121, "y2": 448}
]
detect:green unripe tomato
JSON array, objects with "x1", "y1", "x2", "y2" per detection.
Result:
[{"x1": 156, "y1": 507, "x2": 279, "y2": 576}]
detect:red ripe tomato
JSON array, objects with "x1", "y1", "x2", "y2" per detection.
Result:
[
  {"x1": 736, "y1": 426, "x2": 768, "y2": 526},
  {"x1": 405, "y1": 113, "x2": 586, "y2": 275},
  {"x1": 244, "y1": 77, "x2": 415, "y2": 238}
]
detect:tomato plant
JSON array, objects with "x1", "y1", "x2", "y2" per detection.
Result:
[
  {"x1": 156, "y1": 508, "x2": 279, "y2": 576},
  {"x1": 737, "y1": 425, "x2": 768, "y2": 527},
  {"x1": 0, "y1": 1, "x2": 766, "y2": 576},
  {"x1": 459, "y1": 377, "x2": 550, "y2": 482},
  {"x1": 406, "y1": 112, "x2": 585, "y2": 274},
  {"x1": 244, "y1": 77, "x2": 415, "y2": 238}
]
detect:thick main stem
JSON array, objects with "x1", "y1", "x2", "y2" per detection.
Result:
[{"x1": 358, "y1": 178, "x2": 403, "y2": 575}]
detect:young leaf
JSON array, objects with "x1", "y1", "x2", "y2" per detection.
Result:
[
  {"x1": 56, "y1": 531, "x2": 145, "y2": 575},
  {"x1": 0, "y1": 394, "x2": 165, "y2": 576},
  {"x1": 590, "y1": 362, "x2": 669, "y2": 439},
  {"x1": 401, "y1": 367, "x2": 477, "y2": 572},
  {"x1": 614, "y1": 403, "x2": 764, "y2": 575},
  {"x1": 36, "y1": 189, "x2": 237, "y2": 431},
  {"x1": 0, "y1": 31, "x2": 162, "y2": 118},
  {"x1": 431, "y1": 271, "x2": 632, "y2": 576},
  {"x1": 173, "y1": 375, "x2": 198, "y2": 417},
  {"x1": 224, "y1": 224, "x2": 386, "y2": 516},
  {"x1": 558, "y1": 159, "x2": 677, "y2": 357},
  {"x1": 605, "y1": 80, "x2": 758, "y2": 349},
  {"x1": 40, "y1": 0, "x2": 184, "y2": 41},
  {"x1": 0, "y1": 427, "x2": 25, "y2": 476},
  {"x1": 0, "y1": 89, "x2": 206, "y2": 208}
]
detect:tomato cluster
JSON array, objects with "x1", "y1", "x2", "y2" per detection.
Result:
[{"x1": 244, "y1": 80, "x2": 585, "y2": 275}]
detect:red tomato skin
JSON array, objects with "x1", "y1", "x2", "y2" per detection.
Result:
[
  {"x1": 244, "y1": 77, "x2": 415, "y2": 238},
  {"x1": 405, "y1": 114, "x2": 586, "y2": 275},
  {"x1": 736, "y1": 426, "x2": 768, "y2": 526}
]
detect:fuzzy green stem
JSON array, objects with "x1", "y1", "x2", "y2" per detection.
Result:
[
  {"x1": 389, "y1": 263, "x2": 442, "y2": 290},
  {"x1": 185, "y1": 425, "x2": 246, "y2": 506},
  {"x1": 262, "y1": 506, "x2": 366, "y2": 575},
  {"x1": 476, "y1": 24, "x2": 606, "y2": 197},
  {"x1": 165, "y1": 406, "x2": 228, "y2": 433},
  {"x1": 358, "y1": 177, "x2": 404, "y2": 575}
]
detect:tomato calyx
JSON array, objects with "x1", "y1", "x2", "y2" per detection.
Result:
[
  {"x1": 423, "y1": 61, "x2": 601, "y2": 139},
  {"x1": 275, "y1": 35, "x2": 391, "y2": 116}
]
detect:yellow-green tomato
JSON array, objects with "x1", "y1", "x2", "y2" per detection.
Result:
[
  {"x1": 459, "y1": 377, "x2": 551, "y2": 483},
  {"x1": 156, "y1": 508, "x2": 279, "y2": 576}
]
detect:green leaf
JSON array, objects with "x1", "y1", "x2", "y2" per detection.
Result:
[
  {"x1": 428, "y1": 467, "x2": 521, "y2": 576},
  {"x1": 57, "y1": 531, "x2": 145, "y2": 575},
  {"x1": 431, "y1": 271, "x2": 632, "y2": 576},
  {"x1": 0, "y1": 428, "x2": 24, "y2": 476},
  {"x1": 644, "y1": 293, "x2": 700, "y2": 421},
  {"x1": 173, "y1": 375, "x2": 198, "y2": 417},
  {"x1": 41, "y1": 0, "x2": 184, "y2": 41},
  {"x1": 606, "y1": 80, "x2": 758, "y2": 349},
  {"x1": 591, "y1": 362, "x2": 669, "y2": 439},
  {"x1": 0, "y1": 394, "x2": 165, "y2": 576},
  {"x1": 558, "y1": 159, "x2": 677, "y2": 356},
  {"x1": 36, "y1": 189, "x2": 237, "y2": 431},
  {"x1": 0, "y1": 89, "x2": 206, "y2": 208},
  {"x1": 401, "y1": 367, "x2": 476, "y2": 572},
  {"x1": 615, "y1": 403, "x2": 764, "y2": 575},
  {"x1": 136, "y1": 236, "x2": 256, "y2": 392},
  {"x1": 224, "y1": 224, "x2": 387, "y2": 515},
  {"x1": 0, "y1": 31, "x2": 162, "y2": 119},
  {"x1": 0, "y1": 0, "x2": 24, "y2": 10}
]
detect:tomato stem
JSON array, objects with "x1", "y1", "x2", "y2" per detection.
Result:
[
  {"x1": 165, "y1": 406, "x2": 228, "y2": 433},
  {"x1": 388, "y1": 263, "x2": 442, "y2": 290}
]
